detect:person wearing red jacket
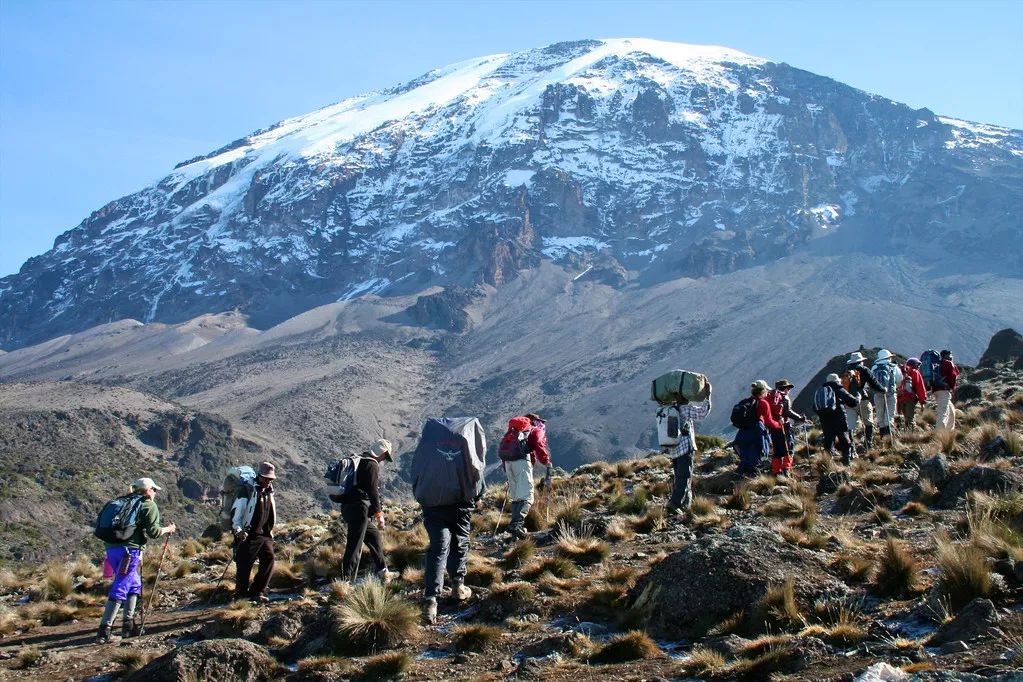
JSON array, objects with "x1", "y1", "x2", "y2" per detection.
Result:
[
  {"x1": 767, "y1": 380, "x2": 808, "y2": 478},
  {"x1": 897, "y1": 358, "x2": 928, "y2": 430},
  {"x1": 734, "y1": 380, "x2": 779, "y2": 477},
  {"x1": 934, "y1": 349, "x2": 960, "y2": 430}
]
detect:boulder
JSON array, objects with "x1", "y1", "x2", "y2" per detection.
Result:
[
  {"x1": 956, "y1": 384, "x2": 982, "y2": 402},
  {"x1": 929, "y1": 598, "x2": 1000, "y2": 644},
  {"x1": 259, "y1": 611, "x2": 304, "y2": 645},
  {"x1": 936, "y1": 466, "x2": 1023, "y2": 508},
  {"x1": 917, "y1": 455, "x2": 950, "y2": 487},
  {"x1": 177, "y1": 477, "x2": 206, "y2": 500},
  {"x1": 126, "y1": 638, "x2": 279, "y2": 682},
  {"x1": 978, "y1": 328, "x2": 1023, "y2": 367},
  {"x1": 980, "y1": 436, "x2": 1010, "y2": 461},
  {"x1": 625, "y1": 525, "x2": 846, "y2": 638}
]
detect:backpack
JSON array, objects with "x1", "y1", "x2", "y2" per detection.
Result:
[
  {"x1": 871, "y1": 362, "x2": 897, "y2": 392},
  {"x1": 218, "y1": 465, "x2": 256, "y2": 531},
  {"x1": 898, "y1": 371, "x2": 914, "y2": 398},
  {"x1": 324, "y1": 456, "x2": 365, "y2": 503},
  {"x1": 730, "y1": 397, "x2": 760, "y2": 430},
  {"x1": 498, "y1": 429, "x2": 531, "y2": 461},
  {"x1": 813, "y1": 384, "x2": 839, "y2": 414},
  {"x1": 656, "y1": 405, "x2": 684, "y2": 446},
  {"x1": 94, "y1": 494, "x2": 146, "y2": 543},
  {"x1": 411, "y1": 417, "x2": 487, "y2": 508},
  {"x1": 920, "y1": 349, "x2": 943, "y2": 390},
  {"x1": 844, "y1": 368, "x2": 863, "y2": 395}
]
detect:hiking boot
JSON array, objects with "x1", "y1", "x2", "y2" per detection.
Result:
[
  {"x1": 249, "y1": 594, "x2": 270, "y2": 605},
  {"x1": 121, "y1": 620, "x2": 139, "y2": 639},
  {"x1": 509, "y1": 527, "x2": 529, "y2": 540},
  {"x1": 96, "y1": 623, "x2": 114, "y2": 645},
  {"x1": 423, "y1": 597, "x2": 438, "y2": 625},
  {"x1": 377, "y1": 568, "x2": 396, "y2": 585},
  {"x1": 452, "y1": 580, "x2": 472, "y2": 601}
]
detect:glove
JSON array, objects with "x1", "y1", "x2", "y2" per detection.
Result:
[
  {"x1": 545, "y1": 466, "x2": 553, "y2": 486},
  {"x1": 234, "y1": 530, "x2": 248, "y2": 544}
]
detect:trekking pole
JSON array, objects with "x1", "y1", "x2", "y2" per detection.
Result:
[
  {"x1": 138, "y1": 537, "x2": 170, "y2": 636},
  {"x1": 493, "y1": 492, "x2": 508, "y2": 536},
  {"x1": 207, "y1": 543, "x2": 236, "y2": 606}
]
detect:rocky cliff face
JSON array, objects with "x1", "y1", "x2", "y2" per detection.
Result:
[{"x1": 2, "y1": 38, "x2": 1021, "y2": 349}]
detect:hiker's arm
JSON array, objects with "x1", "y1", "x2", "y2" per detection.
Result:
[
  {"x1": 837, "y1": 386, "x2": 859, "y2": 408},
  {"x1": 864, "y1": 368, "x2": 885, "y2": 392},
  {"x1": 365, "y1": 460, "x2": 382, "y2": 517},
  {"x1": 685, "y1": 397, "x2": 712, "y2": 421},
  {"x1": 139, "y1": 500, "x2": 165, "y2": 539},
  {"x1": 757, "y1": 400, "x2": 783, "y2": 430},
  {"x1": 231, "y1": 496, "x2": 247, "y2": 534},
  {"x1": 782, "y1": 397, "x2": 805, "y2": 422}
]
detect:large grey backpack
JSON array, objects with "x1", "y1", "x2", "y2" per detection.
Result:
[{"x1": 411, "y1": 418, "x2": 486, "y2": 508}]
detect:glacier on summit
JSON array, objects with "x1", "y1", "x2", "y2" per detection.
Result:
[{"x1": 1, "y1": 37, "x2": 1021, "y2": 349}]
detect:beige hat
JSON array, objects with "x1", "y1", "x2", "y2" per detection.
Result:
[
  {"x1": 257, "y1": 462, "x2": 277, "y2": 479},
  {"x1": 370, "y1": 438, "x2": 393, "y2": 462},
  {"x1": 751, "y1": 379, "x2": 770, "y2": 394},
  {"x1": 826, "y1": 373, "x2": 841, "y2": 384},
  {"x1": 132, "y1": 477, "x2": 162, "y2": 492}
]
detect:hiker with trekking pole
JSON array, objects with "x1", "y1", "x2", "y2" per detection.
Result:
[
  {"x1": 766, "y1": 379, "x2": 808, "y2": 478},
  {"x1": 870, "y1": 349, "x2": 902, "y2": 449},
  {"x1": 93, "y1": 477, "x2": 176, "y2": 644},
  {"x1": 231, "y1": 462, "x2": 278, "y2": 604}
]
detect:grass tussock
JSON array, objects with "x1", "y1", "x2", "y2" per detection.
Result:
[
  {"x1": 610, "y1": 488, "x2": 649, "y2": 515},
  {"x1": 30, "y1": 602, "x2": 78, "y2": 626},
  {"x1": 589, "y1": 630, "x2": 661, "y2": 663},
  {"x1": 690, "y1": 495, "x2": 718, "y2": 517},
  {"x1": 112, "y1": 648, "x2": 154, "y2": 675},
  {"x1": 935, "y1": 536, "x2": 993, "y2": 613},
  {"x1": 900, "y1": 501, "x2": 929, "y2": 517},
  {"x1": 172, "y1": 560, "x2": 200, "y2": 579},
  {"x1": 451, "y1": 623, "x2": 503, "y2": 652},
  {"x1": 679, "y1": 647, "x2": 727, "y2": 675},
  {"x1": 500, "y1": 538, "x2": 536, "y2": 570},
  {"x1": 555, "y1": 526, "x2": 611, "y2": 566},
  {"x1": 329, "y1": 580, "x2": 419, "y2": 654},
  {"x1": 762, "y1": 494, "x2": 809, "y2": 519},
  {"x1": 296, "y1": 656, "x2": 351, "y2": 674},
  {"x1": 873, "y1": 505, "x2": 894, "y2": 524},
  {"x1": 618, "y1": 583, "x2": 660, "y2": 631},
  {"x1": 725, "y1": 481, "x2": 753, "y2": 510},
  {"x1": 484, "y1": 581, "x2": 535, "y2": 618},
  {"x1": 604, "y1": 516, "x2": 635, "y2": 542},
  {"x1": 873, "y1": 538, "x2": 921, "y2": 597},
  {"x1": 385, "y1": 526, "x2": 428, "y2": 570},
  {"x1": 218, "y1": 599, "x2": 260, "y2": 625},
  {"x1": 16, "y1": 646, "x2": 42, "y2": 670},
  {"x1": 522, "y1": 556, "x2": 580, "y2": 580},
  {"x1": 753, "y1": 577, "x2": 803, "y2": 633},
  {"x1": 551, "y1": 493, "x2": 584, "y2": 529},
  {"x1": 269, "y1": 559, "x2": 304, "y2": 588},
  {"x1": 465, "y1": 559, "x2": 503, "y2": 588},
  {"x1": 304, "y1": 544, "x2": 345, "y2": 581},
  {"x1": 630, "y1": 507, "x2": 666, "y2": 534},
  {"x1": 41, "y1": 564, "x2": 74, "y2": 601},
  {"x1": 359, "y1": 651, "x2": 412, "y2": 679}
]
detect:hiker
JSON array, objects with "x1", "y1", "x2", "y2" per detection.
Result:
[
  {"x1": 411, "y1": 418, "x2": 487, "y2": 625},
  {"x1": 731, "y1": 380, "x2": 780, "y2": 477},
  {"x1": 97, "y1": 478, "x2": 176, "y2": 644},
  {"x1": 767, "y1": 379, "x2": 807, "y2": 477},
  {"x1": 843, "y1": 352, "x2": 885, "y2": 450},
  {"x1": 339, "y1": 439, "x2": 395, "y2": 583},
  {"x1": 500, "y1": 414, "x2": 552, "y2": 539},
  {"x1": 231, "y1": 462, "x2": 277, "y2": 603},
  {"x1": 870, "y1": 349, "x2": 903, "y2": 438},
  {"x1": 934, "y1": 349, "x2": 960, "y2": 430},
  {"x1": 898, "y1": 357, "x2": 928, "y2": 430},
  {"x1": 814, "y1": 373, "x2": 860, "y2": 465},
  {"x1": 666, "y1": 389, "x2": 712, "y2": 514}
]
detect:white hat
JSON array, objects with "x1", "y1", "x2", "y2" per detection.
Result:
[
  {"x1": 875, "y1": 349, "x2": 893, "y2": 362},
  {"x1": 370, "y1": 438, "x2": 393, "y2": 462},
  {"x1": 132, "y1": 477, "x2": 162, "y2": 492},
  {"x1": 846, "y1": 352, "x2": 866, "y2": 365},
  {"x1": 826, "y1": 373, "x2": 841, "y2": 384}
]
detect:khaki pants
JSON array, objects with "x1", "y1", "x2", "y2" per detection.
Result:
[
  {"x1": 899, "y1": 398, "x2": 919, "y2": 429},
  {"x1": 844, "y1": 399, "x2": 874, "y2": 436},
  {"x1": 505, "y1": 458, "x2": 534, "y2": 534},
  {"x1": 874, "y1": 391, "x2": 897, "y2": 432},
  {"x1": 934, "y1": 390, "x2": 956, "y2": 430}
]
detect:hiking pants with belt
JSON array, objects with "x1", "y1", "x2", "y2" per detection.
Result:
[
  {"x1": 505, "y1": 458, "x2": 534, "y2": 533},
  {"x1": 105, "y1": 546, "x2": 142, "y2": 601},
  {"x1": 234, "y1": 534, "x2": 275, "y2": 599},
  {"x1": 668, "y1": 451, "x2": 694, "y2": 510},
  {"x1": 934, "y1": 390, "x2": 956, "y2": 430},
  {"x1": 422, "y1": 505, "x2": 471, "y2": 599},
  {"x1": 341, "y1": 500, "x2": 387, "y2": 581},
  {"x1": 874, "y1": 391, "x2": 897, "y2": 435}
]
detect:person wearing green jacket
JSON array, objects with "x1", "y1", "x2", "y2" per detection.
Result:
[{"x1": 96, "y1": 477, "x2": 175, "y2": 644}]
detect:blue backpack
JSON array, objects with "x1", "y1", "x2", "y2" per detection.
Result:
[
  {"x1": 324, "y1": 456, "x2": 365, "y2": 503},
  {"x1": 813, "y1": 385, "x2": 839, "y2": 413},
  {"x1": 920, "y1": 349, "x2": 943, "y2": 390},
  {"x1": 94, "y1": 494, "x2": 145, "y2": 543},
  {"x1": 871, "y1": 362, "x2": 897, "y2": 392}
]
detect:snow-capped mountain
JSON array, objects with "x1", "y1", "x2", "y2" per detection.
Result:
[{"x1": 1, "y1": 38, "x2": 1021, "y2": 349}]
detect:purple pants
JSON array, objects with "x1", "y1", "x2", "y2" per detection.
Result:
[{"x1": 106, "y1": 546, "x2": 142, "y2": 601}]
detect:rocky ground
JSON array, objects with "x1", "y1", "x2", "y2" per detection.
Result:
[{"x1": 1, "y1": 360, "x2": 1022, "y2": 681}]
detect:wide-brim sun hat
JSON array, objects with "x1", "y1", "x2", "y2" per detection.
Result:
[
  {"x1": 257, "y1": 461, "x2": 277, "y2": 479},
  {"x1": 847, "y1": 352, "x2": 866, "y2": 365},
  {"x1": 370, "y1": 438, "x2": 393, "y2": 462},
  {"x1": 826, "y1": 373, "x2": 841, "y2": 384},
  {"x1": 875, "y1": 349, "x2": 893, "y2": 362},
  {"x1": 907, "y1": 357, "x2": 921, "y2": 367},
  {"x1": 775, "y1": 379, "x2": 795, "y2": 390}
]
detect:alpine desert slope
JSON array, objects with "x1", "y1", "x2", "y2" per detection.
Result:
[{"x1": 1, "y1": 38, "x2": 1021, "y2": 349}]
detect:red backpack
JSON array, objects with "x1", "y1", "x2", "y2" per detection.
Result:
[
  {"x1": 498, "y1": 417, "x2": 532, "y2": 462},
  {"x1": 766, "y1": 389, "x2": 785, "y2": 421}
]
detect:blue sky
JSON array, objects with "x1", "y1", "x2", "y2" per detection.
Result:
[{"x1": 1, "y1": 0, "x2": 1021, "y2": 277}]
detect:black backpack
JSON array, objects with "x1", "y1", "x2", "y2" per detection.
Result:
[
  {"x1": 324, "y1": 456, "x2": 364, "y2": 503},
  {"x1": 730, "y1": 397, "x2": 760, "y2": 429},
  {"x1": 94, "y1": 494, "x2": 145, "y2": 543}
]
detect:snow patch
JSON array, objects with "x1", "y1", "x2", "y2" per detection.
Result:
[
  {"x1": 503, "y1": 169, "x2": 535, "y2": 187},
  {"x1": 541, "y1": 236, "x2": 610, "y2": 259}
]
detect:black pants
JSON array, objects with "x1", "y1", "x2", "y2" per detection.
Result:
[
  {"x1": 822, "y1": 427, "x2": 854, "y2": 464},
  {"x1": 235, "y1": 534, "x2": 274, "y2": 599},
  {"x1": 668, "y1": 452, "x2": 693, "y2": 510},
  {"x1": 423, "y1": 505, "x2": 471, "y2": 599},
  {"x1": 342, "y1": 501, "x2": 386, "y2": 580}
]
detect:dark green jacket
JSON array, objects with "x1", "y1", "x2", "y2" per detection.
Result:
[{"x1": 106, "y1": 497, "x2": 162, "y2": 549}]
